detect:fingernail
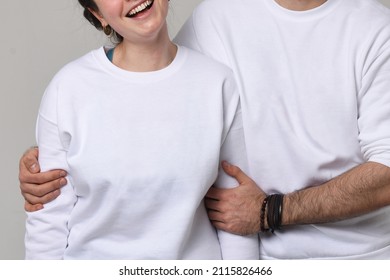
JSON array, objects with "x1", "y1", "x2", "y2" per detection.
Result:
[
  {"x1": 60, "y1": 178, "x2": 67, "y2": 186},
  {"x1": 60, "y1": 171, "x2": 67, "y2": 177},
  {"x1": 30, "y1": 163, "x2": 38, "y2": 172},
  {"x1": 222, "y1": 161, "x2": 231, "y2": 168}
]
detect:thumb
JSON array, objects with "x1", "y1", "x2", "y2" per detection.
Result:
[
  {"x1": 221, "y1": 161, "x2": 250, "y2": 184},
  {"x1": 22, "y1": 147, "x2": 41, "y2": 174},
  {"x1": 28, "y1": 162, "x2": 40, "y2": 173}
]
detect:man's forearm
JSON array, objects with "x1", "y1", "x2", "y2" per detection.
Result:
[{"x1": 282, "y1": 162, "x2": 390, "y2": 226}]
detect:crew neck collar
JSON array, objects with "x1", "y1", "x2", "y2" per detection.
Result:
[
  {"x1": 94, "y1": 45, "x2": 185, "y2": 83},
  {"x1": 265, "y1": 0, "x2": 340, "y2": 21}
]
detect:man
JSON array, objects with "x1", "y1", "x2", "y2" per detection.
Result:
[{"x1": 20, "y1": 0, "x2": 390, "y2": 259}]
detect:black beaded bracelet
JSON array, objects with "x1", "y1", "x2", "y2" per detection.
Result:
[{"x1": 260, "y1": 196, "x2": 269, "y2": 232}]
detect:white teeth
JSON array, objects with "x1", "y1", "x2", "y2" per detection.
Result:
[{"x1": 129, "y1": 0, "x2": 153, "y2": 16}]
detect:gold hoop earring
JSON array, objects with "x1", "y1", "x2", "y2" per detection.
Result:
[{"x1": 103, "y1": 25, "x2": 112, "y2": 36}]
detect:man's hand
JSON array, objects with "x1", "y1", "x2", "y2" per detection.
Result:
[
  {"x1": 19, "y1": 147, "x2": 67, "y2": 212},
  {"x1": 205, "y1": 161, "x2": 265, "y2": 236}
]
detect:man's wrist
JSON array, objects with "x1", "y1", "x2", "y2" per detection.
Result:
[{"x1": 259, "y1": 193, "x2": 284, "y2": 233}]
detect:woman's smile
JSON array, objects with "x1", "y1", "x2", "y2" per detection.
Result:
[{"x1": 127, "y1": 0, "x2": 154, "y2": 18}]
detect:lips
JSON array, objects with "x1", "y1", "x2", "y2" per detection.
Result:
[{"x1": 127, "y1": 0, "x2": 154, "y2": 18}]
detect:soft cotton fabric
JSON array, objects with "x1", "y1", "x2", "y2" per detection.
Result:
[
  {"x1": 175, "y1": 0, "x2": 390, "y2": 259},
  {"x1": 25, "y1": 46, "x2": 259, "y2": 260}
]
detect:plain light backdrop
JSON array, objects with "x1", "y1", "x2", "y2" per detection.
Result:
[{"x1": 0, "y1": 0, "x2": 389, "y2": 259}]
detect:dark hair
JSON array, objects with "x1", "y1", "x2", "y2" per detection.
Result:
[{"x1": 78, "y1": 0, "x2": 123, "y2": 43}]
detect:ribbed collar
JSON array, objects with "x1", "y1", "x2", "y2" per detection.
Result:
[
  {"x1": 264, "y1": 0, "x2": 341, "y2": 21},
  {"x1": 93, "y1": 45, "x2": 185, "y2": 83}
]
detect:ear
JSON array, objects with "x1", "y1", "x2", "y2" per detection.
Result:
[{"x1": 88, "y1": 7, "x2": 107, "y2": 27}]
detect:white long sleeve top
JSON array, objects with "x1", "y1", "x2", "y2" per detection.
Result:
[
  {"x1": 25, "y1": 46, "x2": 259, "y2": 260},
  {"x1": 175, "y1": 0, "x2": 390, "y2": 259}
]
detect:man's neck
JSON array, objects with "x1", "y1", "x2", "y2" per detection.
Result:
[{"x1": 274, "y1": 0, "x2": 327, "y2": 11}]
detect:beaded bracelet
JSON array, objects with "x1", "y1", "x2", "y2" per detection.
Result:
[{"x1": 260, "y1": 196, "x2": 269, "y2": 232}]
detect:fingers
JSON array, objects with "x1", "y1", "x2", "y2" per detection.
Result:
[
  {"x1": 207, "y1": 211, "x2": 246, "y2": 235},
  {"x1": 20, "y1": 147, "x2": 40, "y2": 174},
  {"x1": 205, "y1": 186, "x2": 227, "y2": 200},
  {"x1": 19, "y1": 146, "x2": 67, "y2": 211},
  {"x1": 21, "y1": 176, "x2": 66, "y2": 200},
  {"x1": 204, "y1": 196, "x2": 221, "y2": 212},
  {"x1": 19, "y1": 146, "x2": 67, "y2": 210},
  {"x1": 221, "y1": 161, "x2": 252, "y2": 184},
  {"x1": 23, "y1": 187, "x2": 61, "y2": 206},
  {"x1": 24, "y1": 201, "x2": 43, "y2": 212},
  {"x1": 20, "y1": 168, "x2": 67, "y2": 186},
  {"x1": 207, "y1": 208, "x2": 224, "y2": 222},
  {"x1": 20, "y1": 172, "x2": 66, "y2": 211},
  {"x1": 19, "y1": 147, "x2": 67, "y2": 185},
  {"x1": 205, "y1": 197, "x2": 232, "y2": 228}
]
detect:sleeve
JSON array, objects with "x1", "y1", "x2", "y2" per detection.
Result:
[
  {"x1": 358, "y1": 23, "x2": 390, "y2": 168},
  {"x1": 24, "y1": 80, "x2": 77, "y2": 259},
  {"x1": 213, "y1": 74, "x2": 260, "y2": 260}
]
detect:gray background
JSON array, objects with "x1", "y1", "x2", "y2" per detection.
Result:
[{"x1": 1, "y1": 0, "x2": 389, "y2": 259}]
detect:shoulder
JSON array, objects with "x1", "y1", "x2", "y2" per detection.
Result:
[
  {"x1": 365, "y1": 0, "x2": 390, "y2": 30},
  {"x1": 187, "y1": 0, "x2": 246, "y2": 27},
  {"x1": 193, "y1": 0, "x2": 241, "y2": 15},
  {"x1": 175, "y1": 46, "x2": 238, "y2": 101},
  {"x1": 345, "y1": 0, "x2": 390, "y2": 27},
  {"x1": 47, "y1": 47, "x2": 104, "y2": 88},
  {"x1": 42, "y1": 48, "x2": 103, "y2": 103},
  {"x1": 179, "y1": 45, "x2": 233, "y2": 77},
  {"x1": 53, "y1": 48, "x2": 101, "y2": 82},
  {"x1": 189, "y1": 0, "x2": 246, "y2": 25},
  {"x1": 193, "y1": 0, "x2": 224, "y2": 12},
  {"x1": 337, "y1": 0, "x2": 390, "y2": 50},
  {"x1": 362, "y1": 0, "x2": 390, "y2": 17}
]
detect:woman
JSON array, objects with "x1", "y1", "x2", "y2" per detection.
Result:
[{"x1": 24, "y1": 0, "x2": 259, "y2": 259}]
